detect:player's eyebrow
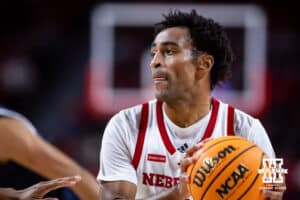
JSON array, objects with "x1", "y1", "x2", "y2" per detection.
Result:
[{"x1": 151, "y1": 41, "x2": 179, "y2": 48}]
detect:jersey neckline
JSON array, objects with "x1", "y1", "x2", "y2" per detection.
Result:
[{"x1": 156, "y1": 98, "x2": 220, "y2": 155}]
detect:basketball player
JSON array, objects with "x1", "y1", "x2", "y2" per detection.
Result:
[
  {"x1": 0, "y1": 175, "x2": 81, "y2": 200},
  {"x1": 98, "y1": 10, "x2": 285, "y2": 199},
  {"x1": 0, "y1": 107, "x2": 99, "y2": 200}
]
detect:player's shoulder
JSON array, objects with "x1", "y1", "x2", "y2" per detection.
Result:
[
  {"x1": 109, "y1": 99, "x2": 156, "y2": 128},
  {"x1": 115, "y1": 99, "x2": 156, "y2": 119},
  {"x1": 0, "y1": 107, "x2": 38, "y2": 134},
  {"x1": 104, "y1": 100, "x2": 156, "y2": 140},
  {"x1": 217, "y1": 99, "x2": 256, "y2": 121},
  {"x1": 234, "y1": 107, "x2": 256, "y2": 122},
  {"x1": 217, "y1": 99, "x2": 260, "y2": 132},
  {"x1": 0, "y1": 107, "x2": 22, "y2": 118}
]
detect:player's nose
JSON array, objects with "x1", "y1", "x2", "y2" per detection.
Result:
[{"x1": 150, "y1": 53, "x2": 162, "y2": 69}]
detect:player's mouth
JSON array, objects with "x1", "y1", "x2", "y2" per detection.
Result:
[
  {"x1": 152, "y1": 73, "x2": 168, "y2": 84},
  {"x1": 153, "y1": 77, "x2": 168, "y2": 84}
]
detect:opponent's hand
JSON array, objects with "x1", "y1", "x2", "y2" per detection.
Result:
[{"x1": 16, "y1": 175, "x2": 81, "y2": 200}]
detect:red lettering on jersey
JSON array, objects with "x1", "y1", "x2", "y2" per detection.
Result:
[
  {"x1": 155, "y1": 174, "x2": 165, "y2": 187},
  {"x1": 174, "y1": 177, "x2": 180, "y2": 186},
  {"x1": 165, "y1": 175, "x2": 172, "y2": 188},
  {"x1": 143, "y1": 172, "x2": 154, "y2": 185},
  {"x1": 142, "y1": 172, "x2": 179, "y2": 188}
]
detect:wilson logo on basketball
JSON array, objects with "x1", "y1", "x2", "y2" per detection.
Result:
[{"x1": 193, "y1": 145, "x2": 236, "y2": 187}]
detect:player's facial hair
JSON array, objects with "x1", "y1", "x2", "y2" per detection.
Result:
[
  {"x1": 155, "y1": 89, "x2": 169, "y2": 102},
  {"x1": 155, "y1": 82, "x2": 180, "y2": 103}
]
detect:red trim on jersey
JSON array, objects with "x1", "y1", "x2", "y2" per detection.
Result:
[
  {"x1": 132, "y1": 103, "x2": 149, "y2": 170},
  {"x1": 156, "y1": 98, "x2": 220, "y2": 154},
  {"x1": 200, "y1": 98, "x2": 220, "y2": 141},
  {"x1": 227, "y1": 105, "x2": 235, "y2": 136},
  {"x1": 156, "y1": 101, "x2": 176, "y2": 155}
]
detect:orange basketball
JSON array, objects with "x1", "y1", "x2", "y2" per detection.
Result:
[{"x1": 186, "y1": 136, "x2": 268, "y2": 200}]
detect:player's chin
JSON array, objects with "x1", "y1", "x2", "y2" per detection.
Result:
[
  {"x1": 155, "y1": 90, "x2": 168, "y2": 102},
  {"x1": 154, "y1": 81, "x2": 168, "y2": 90}
]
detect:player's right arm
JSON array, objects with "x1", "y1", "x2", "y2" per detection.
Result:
[
  {"x1": 98, "y1": 111, "x2": 139, "y2": 199},
  {"x1": 100, "y1": 181, "x2": 136, "y2": 200}
]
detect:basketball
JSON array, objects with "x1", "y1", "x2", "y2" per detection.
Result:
[{"x1": 186, "y1": 136, "x2": 268, "y2": 200}]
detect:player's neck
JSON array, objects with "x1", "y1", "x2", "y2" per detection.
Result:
[{"x1": 164, "y1": 94, "x2": 211, "y2": 128}]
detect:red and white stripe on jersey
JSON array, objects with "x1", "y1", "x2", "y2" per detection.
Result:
[
  {"x1": 132, "y1": 102, "x2": 149, "y2": 170},
  {"x1": 200, "y1": 98, "x2": 220, "y2": 141},
  {"x1": 227, "y1": 105, "x2": 235, "y2": 136},
  {"x1": 132, "y1": 98, "x2": 235, "y2": 169},
  {"x1": 156, "y1": 101, "x2": 176, "y2": 155}
]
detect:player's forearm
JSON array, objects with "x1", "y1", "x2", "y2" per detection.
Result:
[
  {"x1": 20, "y1": 156, "x2": 95, "y2": 199},
  {"x1": 47, "y1": 161, "x2": 99, "y2": 200},
  {"x1": 17, "y1": 142, "x2": 99, "y2": 200},
  {"x1": 34, "y1": 160, "x2": 99, "y2": 200},
  {"x1": 45, "y1": 166, "x2": 99, "y2": 200},
  {"x1": 145, "y1": 186, "x2": 184, "y2": 200},
  {"x1": 0, "y1": 188, "x2": 19, "y2": 200},
  {"x1": 72, "y1": 169, "x2": 100, "y2": 200},
  {"x1": 100, "y1": 191, "x2": 133, "y2": 200}
]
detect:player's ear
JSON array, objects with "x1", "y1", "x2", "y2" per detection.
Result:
[
  {"x1": 197, "y1": 53, "x2": 214, "y2": 71},
  {"x1": 195, "y1": 53, "x2": 214, "y2": 80}
]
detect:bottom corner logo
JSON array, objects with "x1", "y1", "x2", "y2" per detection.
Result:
[{"x1": 258, "y1": 158, "x2": 288, "y2": 191}]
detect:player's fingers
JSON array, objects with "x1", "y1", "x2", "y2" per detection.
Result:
[
  {"x1": 179, "y1": 172, "x2": 189, "y2": 184},
  {"x1": 201, "y1": 138, "x2": 212, "y2": 144},
  {"x1": 180, "y1": 157, "x2": 193, "y2": 173},
  {"x1": 185, "y1": 138, "x2": 212, "y2": 158},
  {"x1": 185, "y1": 143, "x2": 202, "y2": 158},
  {"x1": 34, "y1": 175, "x2": 81, "y2": 197},
  {"x1": 179, "y1": 167, "x2": 192, "y2": 198},
  {"x1": 40, "y1": 175, "x2": 81, "y2": 189},
  {"x1": 40, "y1": 198, "x2": 59, "y2": 200}
]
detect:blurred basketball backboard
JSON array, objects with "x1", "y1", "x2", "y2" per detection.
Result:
[{"x1": 86, "y1": 3, "x2": 268, "y2": 118}]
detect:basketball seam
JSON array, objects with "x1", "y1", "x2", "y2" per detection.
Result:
[
  {"x1": 199, "y1": 137, "x2": 245, "y2": 156},
  {"x1": 200, "y1": 144, "x2": 257, "y2": 200}
]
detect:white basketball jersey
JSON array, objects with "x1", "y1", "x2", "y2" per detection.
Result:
[{"x1": 98, "y1": 98, "x2": 275, "y2": 199}]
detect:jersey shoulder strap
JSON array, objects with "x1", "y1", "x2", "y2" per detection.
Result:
[
  {"x1": 227, "y1": 104, "x2": 235, "y2": 136},
  {"x1": 132, "y1": 102, "x2": 149, "y2": 169}
]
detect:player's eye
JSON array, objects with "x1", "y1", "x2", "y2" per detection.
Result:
[{"x1": 165, "y1": 48, "x2": 175, "y2": 55}]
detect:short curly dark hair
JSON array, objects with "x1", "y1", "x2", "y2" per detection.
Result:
[{"x1": 154, "y1": 9, "x2": 234, "y2": 90}]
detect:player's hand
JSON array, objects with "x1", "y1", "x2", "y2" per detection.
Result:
[
  {"x1": 179, "y1": 140, "x2": 210, "y2": 199},
  {"x1": 262, "y1": 189, "x2": 285, "y2": 200},
  {"x1": 16, "y1": 175, "x2": 81, "y2": 200}
]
